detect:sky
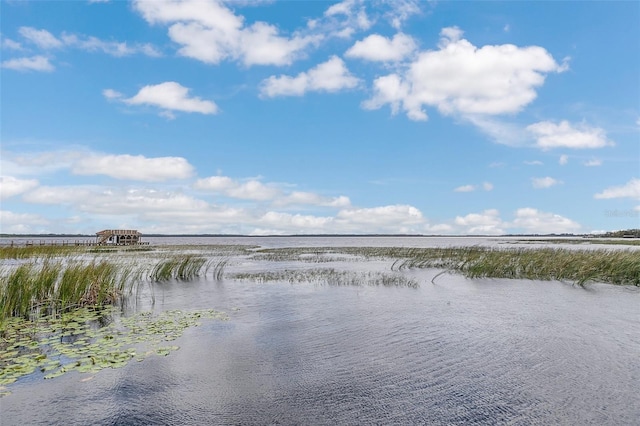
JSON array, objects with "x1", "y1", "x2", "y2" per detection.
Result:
[{"x1": 1, "y1": 0, "x2": 639, "y2": 235}]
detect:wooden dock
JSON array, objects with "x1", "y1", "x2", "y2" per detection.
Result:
[{"x1": 6, "y1": 240, "x2": 150, "y2": 247}]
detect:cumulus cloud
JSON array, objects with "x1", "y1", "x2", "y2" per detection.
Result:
[
  {"x1": 0, "y1": 176, "x2": 39, "y2": 199},
  {"x1": 337, "y1": 204, "x2": 423, "y2": 225},
  {"x1": 531, "y1": 176, "x2": 562, "y2": 189},
  {"x1": 260, "y1": 56, "x2": 360, "y2": 97},
  {"x1": 363, "y1": 26, "x2": 567, "y2": 121},
  {"x1": 133, "y1": 0, "x2": 319, "y2": 66},
  {"x1": 511, "y1": 207, "x2": 580, "y2": 234},
  {"x1": 72, "y1": 154, "x2": 195, "y2": 182},
  {"x1": 275, "y1": 192, "x2": 351, "y2": 208},
  {"x1": 4, "y1": 149, "x2": 195, "y2": 183},
  {"x1": 105, "y1": 82, "x2": 219, "y2": 116},
  {"x1": 1, "y1": 55, "x2": 54, "y2": 72},
  {"x1": 594, "y1": 178, "x2": 640, "y2": 200},
  {"x1": 195, "y1": 176, "x2": 280, "y2": 201},
  {"x1": 526, "y1": 120, "x2": 613, "y2": 150},
  {"x1": 194, "y1": 175, "x2": 351, "y2": 207},
  {"x1": 0, "y1": 210, "x2": 49, "y2": 233},
  {"x1": 345, "y1": 33, "x2": 416, "y2": 62},
  {"x1": 559, "y1": 154, "x2": 569, "y2": 165},
  {"x1": 23, "y1": 186, "x2": 212, "y2": 220},
  {"x1": 454, "y1": 209, "x2": 504, "y2": 235}
]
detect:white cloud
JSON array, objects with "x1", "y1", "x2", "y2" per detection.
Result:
[
  {"x1": 594, "y1": 178, "x2": 640, "y2": 200},
  {"x1": 583, "y1": 158, "x2": 602, "y2": 167},
  {"x1": 454, "y1": 209, "x2": 504, "y2": 235},
  {"x1": 133, "y1": 0, "x2": 319, "y2": 66},
  {"x1": 0, "y1": 211, "x2": 49, "y2": 233},
  {"x1": 195, "y1": 176, "x2": 279, "y2": 201},
  {"x1": 531, "y1": 176, "x2": 562, "y2": 189},
  {"x1": 102, "y1": 89, "x2": 123, "y2": 100},
  {"x1": 260, "y1": 56, "x2": 360, "y2": 97},
  {"x1": 1, "y1": 55, "x2": 54, "y2": 72},
  {"x1": 345, "y1": 33, "x2": 416, "y2": 62},
  {"x1": 524, "y1": 160, "x2": 543, "y2": 166},
  {"x1": 2, "y1": 37, "x2": 23, "y2": 50},
  {"x1": 195, "y1": 175, "x2": 351, "y2": 208},
  {"x1": 454, "y1": 182, "x2": 493, "y2": 192},
  {"x1": 60, "y1": 34, "x2": 162, "y2": 57},
  {"x1": 0, "y1": 176, "x2": 39, "y2": 199},
  {"x1": 12, "y1": 26, "x2": 160, "y2": 57},
  {"x1": 335, "y1": 204, "x2": 425, "y2": 233},
  {"x1": 454, "y1": 184, "x2": 476, "y2": 193},
  {"x1": 324, "y1": 0, "x2": 372, "y2": 32},
  {"x1": 363, "y1": 26, "x2": 566, "y2": 121},
  {"x1": 23, "y1": 186, "x2": 210, "y2": 217},
  {"x1": 559, "y1": 154, "x2": 569, "y2": 165},
  {"x1": 4, "y1": 149, "x2": 195, "y2": 183},
  {"x1": 275, "y1": 192, "x2": 351, "y2": 208},
  {"x1": 257, "y1": 211, "x2": 334, "y2": 235},
  {"x1": 72, "y1": 154, "x2": 195, "y2": 182},
  {"x1": 107, "y1": 82, "x2": 219, "y2": 116},
  {"x1": 526, "y1": 120, "x2": 613, "y2": 150},
  {"x1": 511, "y1": 208, "x2": 580, "y2": 234},
  {"x1": 18, "y1": 27, "x2": 63, "y2": 49},
  {"x1": 1, "y1": 150, "x2": 87, "y2": 176},
  {"x1": 463, "y1": 116, "x2": 528, "y2": 147},
  {"x1": 384, "y1": 0, "x2": 422, "y2": 30}
]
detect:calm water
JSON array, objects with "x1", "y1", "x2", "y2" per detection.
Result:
[{"x1": 1, "y1": 237, "x2": 639, "y2": 425}]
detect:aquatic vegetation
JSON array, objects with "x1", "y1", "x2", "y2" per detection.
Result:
[
  {"x1": 206, "y1": 258, "x2": 229, "y2": 280},
  {"x1": 252, "y1": 246, "x2": 640, "y2": 286},
  {"x1": 392, "y1": 247, "x2": 640, "y2": 286},
  {"x1": 0, "y1": 306, "x2": 228, "y2": 393},
  {"x1": 149, "y1": 255, "x2": 207, "y2": 281},
  {"x1": 0, "y1": 245, "x2": 86, "y2": 260},
  {"x1": 232, "y1": 268, "x2": 419, "y2": 288},
  {"x1": 0, "y1": 260, "x2": 138, "y2": 320}
]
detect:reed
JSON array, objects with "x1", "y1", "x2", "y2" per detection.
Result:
[
  {"x1": 393, "y1": 247, "x2": 640, "y2": 286},
  {"x1": 0, "y1": 245, "x2": 86, "y2": 260},
  {"x1": 232, "y1": 268, "x2": 418, "y2": 288},
  {"x1": 149, "y1": 255, "x2": 207, "y2": 281}
]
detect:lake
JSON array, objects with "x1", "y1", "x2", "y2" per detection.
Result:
[{"x1": 1, "y1": 237, "x2": 639, "y2": 425}]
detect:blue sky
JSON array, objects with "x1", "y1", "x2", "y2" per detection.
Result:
[{"x1": 1, "y1": 0, "x2": 639, "y2": 235}]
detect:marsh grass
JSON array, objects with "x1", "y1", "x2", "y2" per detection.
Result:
[
  {"x1": 0, "y1": 245, "x2": 87, "y2": 260},
  {"x1": 205, "y1": 258, "x2": 228, "y2": 280},
  {"x1": 149, "y1": 255, "x2": 207, "y2": 281},
  {"x1": 390, "y1": 247, "x2": 640, "y2": 286},
  {"x1": 253, "y1": 246, "x2": 640, "y2": 286},
  {"x1": 232, "y1": 268, "x2": 419, "y2": 288}
]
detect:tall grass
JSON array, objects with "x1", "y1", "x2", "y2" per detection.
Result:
[
  {"x1": 149, "y1": 255, "x2": 206, "y2": 281},
  {"x1": 392, "y1": 247, "x2": 640, "y2": 286},
  {"x1": 233, "y1": 268, "x2": 418, "y2": 288},
  {"x1": 254, "y1": 246, "x2": 640, "y2": 286}
]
